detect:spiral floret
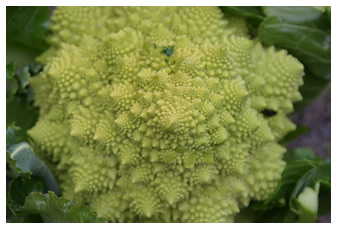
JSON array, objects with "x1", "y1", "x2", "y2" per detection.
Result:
[{"x1": 28, "y1": 6, "x2": 304, "y2": 222}]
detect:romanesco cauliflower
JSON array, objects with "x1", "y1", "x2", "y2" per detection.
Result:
[{"x1": 28, "y1": 6, "x2": 304, "y2": 222}]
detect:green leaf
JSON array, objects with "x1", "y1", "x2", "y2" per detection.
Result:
[
  {"x1": 29, "y1": 63, "x2": 43, "y2": 75},
  {"x1": 283, "y1": 147, "x2": 316, "y2": 162},
  {"x1": 6, "y1": 6, "x2": 50, "y2": 51},
  {"x1": 6, "y1": 151, "x2": 20, "y2": 179},
  {"x1": 7, "y1": 150, "x2": 18, "y2": 171},
  {"x1": 6, "y1": 43, "x2": 41, "y2": 68},
  {"x1": 6, "y1": 123, "x2": 22, "y2": 147},
  {"x1": 8, "y1": 175, "x2": 45, "y2": 215},
  {"x1": 6, "y1": 96, "x2": 39, "y2": 141},
  {"x1": 6, "y1": 62, "x2": 15, "y2": 79},
  {"x1": 6, "y1": 63, "x2": 42, "y2": 143},
  {"x1": 220, "y1": 6, "x2": 264, "y2": 27},
  {"x1": 7, "y1": 78, "x2": 19, "y2": 96},
  {"x1": 7, "y1": 214, "x2": 43, "y2": 223},
  {"x1": 234, "y1": 207, "x2": 256, "y2": 223},
  {"x1": 317, "y1": 181, "x2": 331, "y2": 215},
  {"x1": 220, "y1": 6, "x2": 264, "y2": 18},
  {"x1": 16, "y1": 65, "x2": 31, "y2": 89},
  {"x1": 254, "y1": 206, "x2": 297, "y2": 223},
  {"x1": 7, "y1": 62, "x2": 18, "y2": 96},
  {"x1": 6, "y1": 123, "x2": 23, "y2": 177},
  {"x1": 22, "y1": 191, "x2": 106, "y2": 223},
  {"x1": 6, "y1": 6, "x2": 50, "y2": 68},
  {"x1": 7, "y1": 62, "x2": 43, "y2": 99},
  {"x1": 7, "y1": 142, "x2": 60, "y2": 195},
  {"x1": 262, "y1": 6, "x2": 330, "y2": 32}
]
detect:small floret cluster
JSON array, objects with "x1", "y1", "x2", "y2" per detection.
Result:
[{"x1": 28, "y1": 6, "x2": 304, "y2": 222}]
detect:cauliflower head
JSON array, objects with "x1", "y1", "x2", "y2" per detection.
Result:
[{"x1": 28, "y1": 6, "x2": 304, "y2": 222}]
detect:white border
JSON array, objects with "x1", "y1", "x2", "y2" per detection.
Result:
[{"x1": 2, "y1": 1, "x2": 335, "y2": 228}]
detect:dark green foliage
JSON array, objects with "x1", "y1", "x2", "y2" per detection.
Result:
[
  {"x1": 220, "y1": 6, "x2": 264, "y2": 27},
  {"x1": 6, "y1": 62, "x2": 42, "y2": 142},
  {"x1": 6, "y1": 6, "x2": 50, "y2": 67},
  {"x1": 7, "y1": 142, "x2": 60, "y2": 195},
  {"x1": 8, "y1": 175, "x2": 45, "y2": 215},
  {"x1": 22, "y1": 192, "x2": 106, "y2": 223}
]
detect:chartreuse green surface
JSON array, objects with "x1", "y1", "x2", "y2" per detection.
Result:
[{"x1": 28, "y1": 6, "x2": 304, "y2": 222}]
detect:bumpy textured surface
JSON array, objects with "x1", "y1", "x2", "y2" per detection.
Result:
[{"x1": 28, "y1": 6, "x2": 304, "y2": 222}]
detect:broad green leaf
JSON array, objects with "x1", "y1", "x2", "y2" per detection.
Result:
[
  {"x1": 6, "y1": 6, "x2": 50, "y2": 51},
  {"x1": 6, "y1": 6, "x2": 50, "y2": 68},
  {"x1": 317, "y1": 181, "x2": 331, "y2": 215},
  {"x1": 262, "y1": 6, "x2": 330, "y2": 32},
  {"x1": 7, "y1": 214, "x2": 43, "y2": 223},
  {"x1": 6, "y1": 43, "x2": 41, "y2": 68},
  {"x1": 7, "y1": 142, "x2": 60, "y2": 195},
  {"x1": 234, "y1": 207, "x2": 256, "y2": 223},
  {"x1": 283, "y1": 147, "x2": 316, "y2": 162},
  {"x1": 8, "y1": 175, "x2": 44, "y2": 215},
  {"x1": 220, "y1": 6, "x2": 264, "y2": 27},
  {"x1": 254, "y1": 206, "x2": 297, "y2": 223},
  {"x1": 23, "y1": 191, "x2": 106, "y2": 223},
  {"x1": 222, "y1": 6, "x2": 265, "y2": 17}
]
